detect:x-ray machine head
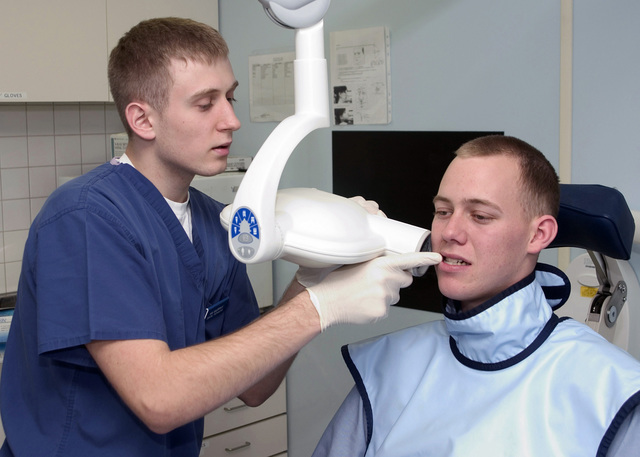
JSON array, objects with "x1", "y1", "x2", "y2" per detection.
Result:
[{"x1": 220, "y1": 0, "x2": 433, "y2": 269}]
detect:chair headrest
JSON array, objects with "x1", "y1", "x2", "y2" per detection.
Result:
[{"x1": 548, "y1": 184, "x2": 635, "y2": 260}]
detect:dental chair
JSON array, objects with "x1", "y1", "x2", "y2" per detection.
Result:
[{"x1": 550, "y1": 184, "x2": 640, "y2": 360}]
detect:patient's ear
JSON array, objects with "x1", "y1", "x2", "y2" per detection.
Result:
[
  {"x1": 125, "y1": 102, "x2": 156, "y2": 141},
  {"x1": 528, "y1": 215, "x2": 558, "y2": 254}
]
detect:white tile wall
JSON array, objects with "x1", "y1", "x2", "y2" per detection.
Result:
[{"x1": 0, "y1": 103, "x2": 125, "y2": 293}]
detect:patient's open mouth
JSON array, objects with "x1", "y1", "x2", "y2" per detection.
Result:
[{"x1": 443, "y1": 256, "x2": 469, "y2": 266}]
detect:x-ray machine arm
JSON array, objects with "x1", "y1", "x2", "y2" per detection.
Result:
[{"x1": 220, "y1": 0, "x2": 432, "y2": 269}]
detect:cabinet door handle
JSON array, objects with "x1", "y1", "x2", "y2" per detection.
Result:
[
  {"x1": 223, "y1": 404, "x2": 248, "y2": 413},
  {"x1": 225, "y1": 441, "x2": 251, "y2": 452}
]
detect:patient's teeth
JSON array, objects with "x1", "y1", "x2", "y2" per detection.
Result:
[{"x1": 444, "y1": 258, "x2": 468, "y2": 266}]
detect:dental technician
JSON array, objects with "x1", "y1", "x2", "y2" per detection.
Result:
[
  {"x1": 0, "y1": 18, "x2": 440, "y2": 457},
  {"x1": 313, "y1": 135, "x2": 640, "y2": 456}
]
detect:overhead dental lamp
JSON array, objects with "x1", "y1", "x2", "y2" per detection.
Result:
[{"x1": 220, "y1": 0, "x2": 431, "y2": 269}]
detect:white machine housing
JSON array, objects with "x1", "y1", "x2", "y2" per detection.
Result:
[
  {"x1": 221, "y1": 188, "x2": 429, "y2": 268},
  {"x1": 220, "y1": 1, "x2": 431, "y2": 269}
]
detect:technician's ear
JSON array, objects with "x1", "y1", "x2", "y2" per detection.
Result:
[
  {"x1": 528, "y1": 215, "x2": 558, "y2": 254},
  {"x1": 124, "y1": 102, "x2": 156, "y2": 141}
]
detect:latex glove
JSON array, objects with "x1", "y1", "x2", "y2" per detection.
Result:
[
  {"x1": 307, "y1": 251, "x2": 442, "y2": 331},
  {"x1": 349, "y1": 195, "x2": 387, "y2": 217}
]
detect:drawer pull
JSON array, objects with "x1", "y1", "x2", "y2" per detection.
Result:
[
  {"x1": 225, "y1": 441, "x2": 251, "y2": 452},
  {"x1": 223, "y1": 404, "x2": 248, "y2": 413}
]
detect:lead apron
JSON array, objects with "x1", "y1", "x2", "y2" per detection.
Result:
[{"x1": 344, "y1": 265, "x2": 640, "y2": 457}]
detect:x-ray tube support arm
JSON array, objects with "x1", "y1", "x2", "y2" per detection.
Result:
[
  {"x1": 221, "y1": 0, "x2": 432, "y2": 270},
  {"x1": 222, "y1": 21, "x2": 329, "y2": 264}
]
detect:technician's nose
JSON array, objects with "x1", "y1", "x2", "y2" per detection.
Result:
[{"x1": 220, "y1": 101, "x2": 241, "y2": 132}]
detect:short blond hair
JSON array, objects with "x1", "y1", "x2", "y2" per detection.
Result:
[
  {"x1": 108, "y1": 17, "x2": 229, "y2": 136},
  {"x1": 455, "y1": 135, "x2": 560, "y2": 219}
]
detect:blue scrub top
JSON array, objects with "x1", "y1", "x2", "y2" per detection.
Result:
[{"x1": 0, "y1": 162, "x2": 260, "y2": 456}]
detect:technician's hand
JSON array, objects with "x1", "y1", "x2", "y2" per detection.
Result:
[
  {"x1": 349, "y1": 195, "x2": 387, "y2": 217},
  {"x1": 306, "y1": 252, "x2": 442, "y2": 331}
]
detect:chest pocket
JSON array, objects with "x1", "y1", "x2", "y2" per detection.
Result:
[{"x1": 204, "y1": 296, "x2": 228, "y2": 338}]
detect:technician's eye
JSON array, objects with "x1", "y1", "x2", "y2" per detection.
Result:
[{"x1": 227, "y1": 97, "x2": 238, "y2": 105}]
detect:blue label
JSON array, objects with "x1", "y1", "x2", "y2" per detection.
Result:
[{"x1": 231, "y1": 208, "x2": 260, "y2": 240}]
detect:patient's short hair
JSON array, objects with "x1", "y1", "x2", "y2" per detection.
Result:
[
  {"x1": 108, "y1": 17, "x2": 229, "y2": 136},
  {"x1": 455, "y1": 135, "x2": 560, "y2": 219}
]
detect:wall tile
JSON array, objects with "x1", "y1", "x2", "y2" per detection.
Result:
[
  {"x1": 26, "y1": 104, "x2": 55, "y2": 136},
  {"x1": 0, "y1": 105, "x2": 27, "y2": 137},
  {"x1": 28, "y1": 136, "x2": 56, "y2": 167},
  {"x1": 56, "y1": 165, "x2": 83, "y2": 185},
  {"x1": 53, "y1": 104, "x2": 80, "y2": 135},
  {"x1": 105, "y1": 104, "x2": 125, "y2": 133},
  {"x1": 55, "y1": 135, "x2": 82, "y2": 165},
  {"x1": 5, "y1": 261, "x2": 21, "y2": 292},
  {"x1": 1, "y1": 168, "x2": 29, "y2": 199},
  {"x1": 0, "y1": 102, "x2": 124, "y2": 293},
  {"x1": 81, "y1": 104, "x2": 106, "y2": 134},
  {"x1": 0, "y1": 137, "x2": 29, "y2": 168},
  {"x1": 81, "y1": 133, "x2": 107, "y2": 164},
  {"x1": 0, "y1": 265, "x2": 6, "y2": 295},
  {"x1": 4, "y1": 230, "x2": 28, "y2": 263},
  {"x1": 2, "y1": 199, "x2": 31, "y2": 231},
  {"x1": 29, "y1": 166, "x2": 56, "y2": 198},
  {"x1": 30, "y1": 197, "x2": 47, "y2": 222}
]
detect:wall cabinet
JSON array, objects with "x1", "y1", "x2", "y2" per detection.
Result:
[
  {"x1": 200, "y1": 381, "x2": 287, "y2": 457},
  {"x1": 0, "y1": 0, "x2": 218, "y2": 102}
]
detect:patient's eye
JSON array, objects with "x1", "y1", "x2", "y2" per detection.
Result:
[
  {"x1": 433, "y1": 209, "x2": 451, "y2": 218},
  {"x1": 471, "y1": 212, "x2": 493, "y2": 223}
]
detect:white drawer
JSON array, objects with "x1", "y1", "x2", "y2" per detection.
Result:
[
  {"x1": 204, "y1": 380, "x2": 286, "y2": 437},
  {"x1": 200, "y1": 414, "x2": 287, "y2": 457}
]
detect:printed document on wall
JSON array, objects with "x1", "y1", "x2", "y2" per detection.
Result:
[
  {"x1": 249, "y1": 51, "x2": 295, "y2": 122},
  {"x1": 330, "y1": 26, "x2": 391, "y2": 126}
]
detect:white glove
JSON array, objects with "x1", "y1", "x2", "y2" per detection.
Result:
[
  {"x1": 307, "y1": 251, "x2": 442, "y2": 331},
  {"x1": 349, "y1": 195, "x2": 387, "y2": 217}
]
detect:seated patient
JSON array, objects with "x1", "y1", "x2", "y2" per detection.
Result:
[{"x1": 312, "y1": 135, "x2": 640, "y2": 456}]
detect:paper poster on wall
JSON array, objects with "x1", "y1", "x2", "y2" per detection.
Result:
[
  {"x1": 249, "y1": 51, "x2": 295, "y2": 122},
  {"x1": 330, "y1": 26, "x2": 391, "y2": 126}
]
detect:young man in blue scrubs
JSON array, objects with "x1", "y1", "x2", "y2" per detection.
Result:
[
  {"x1": 313, "y1": 135, "x2": 640, "y2": 456},
  {"x1": 0, "y1": 18, "x2": 439, "y2": 456}
]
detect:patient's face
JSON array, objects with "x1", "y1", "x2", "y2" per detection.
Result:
[{"x1": 431, "y1": 154, "x2": 538, "y2": 311}]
